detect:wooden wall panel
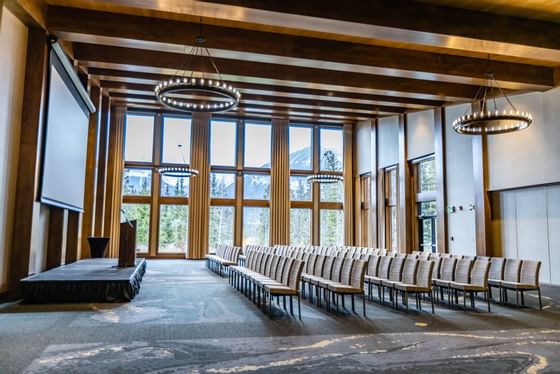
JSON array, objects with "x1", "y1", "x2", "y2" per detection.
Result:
[
  {"x1": 434, "y1": 108, "x2": 447, "y2": 253},
  {"x1": 65, "y1": 210, "x2": 80, "y2": 264},
  {"x1": 8, "y1": 28, "x2": 48, "y2": 297},
  {"x1": 270, "y1": 118, "x2": 290, "y2": 245},
  {"x1": 45, "y1": 207, "x2": 64, "y2": 270},
  {"x1": 398, "y1": 114, "x2": 412, "y2": 253},
  {"x1": 370, "y1": 120, "x2": 378, "y2": 247},
  {"x1": 472, "y1": 130, "x2": 492, "y2": 256},
  {"x1": 80, "y1": 84, "x2": 101, "y2": 255},
  {"x1": 94, "y1": 96, "x2": 110, "y2": 237}
]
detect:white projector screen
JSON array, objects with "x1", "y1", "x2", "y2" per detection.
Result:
[{"x1": 40, "y1": 44, "x2": 94, "y2": 212}]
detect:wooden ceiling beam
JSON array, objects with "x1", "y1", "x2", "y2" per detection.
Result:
[
  {"x1": 72, "y1": 43, "x2": 489, "y2": 100},
  {"x1": 46, "y1": 6, "x2": 554, "y2": 89}
]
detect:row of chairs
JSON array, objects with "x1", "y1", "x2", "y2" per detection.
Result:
[
  {"x1": 229, "y1": 249, "x2": 305, "y2": 318},
  {"x1": 205, "y1": 244, "x2": 241, "y2": 276}
]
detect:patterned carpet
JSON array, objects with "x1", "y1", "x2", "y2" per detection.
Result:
[{"x1": 1, "y1": 260, "x2": 559, "y2": 373}]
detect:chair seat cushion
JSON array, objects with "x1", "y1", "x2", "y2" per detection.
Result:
[
  {"x1": 433, "y1": 279, "x2": 452, "y2": 287},
  {"x1": 449, "y1": 282, "x2": 487, "y2": 292},
  {"x1": 501, "y1": 281, "x2": 538, "y2": 290},
  {"x1": 264, "y1": 285, "x2": 297, "y2": 295},
  {"x1": 309, "y1": 277, "x2": 328, "y2": 286},
  {"x1": 301, "y1": 273, "x2": 320, "y2": 282},
  {"x1": 394, "y1": 283, "x2": 430, "y2": 292},
  {"x1": 487, "y1": 279, "x2": 502, "y2": 286},
  {"x1": 365, "y1": 276, "x2": 384, "y2": 285},
  {"x1": 327, "y1": 284, "x2": 362, "y2": 294},
  {"x1": 381, "y1": 279, "x2": 400, "y2": 288}
]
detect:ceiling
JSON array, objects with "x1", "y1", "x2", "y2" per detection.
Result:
[{"x1": 38, "y1": 0, "x2": 560, "y2": 122}]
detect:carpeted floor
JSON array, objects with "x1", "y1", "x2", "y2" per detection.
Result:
[{"x1": 0, "y1": 260, "x2": 559, "y2": 373}]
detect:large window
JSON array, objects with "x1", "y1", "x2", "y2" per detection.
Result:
[
  {"x1": 209, "y1": 206, "x2": 235, "y2": 248},
  {"x1": 243, "y1": 207, "x2": 270, "y2": 245},
  {"x1": 122, "y1": 113, "x2": 191, "y2": 257},
  {"x1": 385, "y1": 166, "x2": 398, "y2": 252},
  {"x1": 289, "y1": 124, "x2": 344, "y2": 246},
  {"x1": 210, "y1": 120, "x2": 237, "y2": 167},
  {"x1": 414, "y1": 157, "x2": 437, "y2": 252},
  {"x1": 125, "y1": 114, "x2": 154, "y2": 162}
]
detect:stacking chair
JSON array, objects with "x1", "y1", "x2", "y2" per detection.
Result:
[
  {"x1": 394, "y1": 260, "x2": 435, "y2": 313},
  {"x1": 501, "y1": 260, "x2": 542, "y2": 309},
  {"x1": 432, "y1": 257, "x2": 458, "y2": 304},
  {"x1": 382, "y1": 258, "x2": 418, "y2": 308},
  {"x1": 366, "y1": 255, "x2": 392, "y2": 302},
  {"x1": 263, "y1": 260, "x2": 305, "y2": 318},
  {"x1": 314, "y1": 257, "x2": 345, "y2": 305},
  {"x1": 320, "y1": 258, "x2": 354, "y2": 311},
  {"x1": 380, "y1": 256, "x2": 405, "y2": 306},
  {"x1": 487, "y1": 257, "x2": 505, "y2": 302},
  {"x1": 499, "y1": 259, "x2": 522, "y2": 305},
  {"x1": 450, "y1": 260, "x2": 491, "y2": 311},
  {"x1": 327, "y1": 260, "x2": 368, "y2": 316},
  {"x1": 301, "y1": 255, "x2": 326, "y2": 302}
]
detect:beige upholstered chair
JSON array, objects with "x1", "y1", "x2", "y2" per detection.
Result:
[
  {"x1": 326, "y1": 260, "x2": 368, "y2": 316},
  {"x1": 382, "y1": 258, "x2": 418, "y2": 308},
  {"x1": 394, "y1": 259, "x2": 435, "y2": 313},
  {"x1": 366, "y1": 255, "x2": 393, "y2": 302},
  {"x1": 450, "y1": 260, "x2": 491, "y2": 311},
  {"x1": 487, "y1": 257, "x2": 505, "y2": 301},
  {"x1": 432, "y1": 257, "x2": 458, "y2": 304},
  {"x1": 501, "y1": 260, "x2": 542, "y2": 309}
]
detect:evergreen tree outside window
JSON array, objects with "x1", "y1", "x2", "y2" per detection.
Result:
[
  {"x1": 414, "y1": 157, "x2": 437, "y2": 252},
  {"x1": 210, "y1": 173, "x2": 236, "y2": 199},
  {"x1": 243, "y1": 207, "x2": 270, "y2": 245},
  {"x1": 159, "y1": 205, "x2": 189, "y2": 253},
  {"x1": 290, "y1": 208, "x2": 311, "y2": 246},
  {"x1": 121, "y1": 203, "x2": 150, "y2": 253},
  {"x1": 320, "y1": 209, "x2": 343, "y2": 246},
  {"x1": 209, "y1": 206, "x2": 235, "y2": 248},
  {"x1": 160, "y1": 175, "x2": 189, "y2": 197},
  {"x1": 123, "y1": 168, "x2": 152, "y2": 196}
]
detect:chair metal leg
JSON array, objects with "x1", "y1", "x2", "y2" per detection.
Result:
[
  {"x1": 351, "y1": 294, "x2": 355, "y2": 313},
  {"x1": 290, "y1": 295, "x2": 294, "y2": 315},
  {"x1": 521, "y1": 290, "x2": 525, "y2": 307},
  {"x1": 516, "y1": 289, "x2": 519, "y2": 308},
  {"x1": 538, "y1": 287, "x2": 543, "y2": 309},
  {"x1": 298, "y1": 294, "x2": 301, "y2": 319},
  {"x1": 486, "y1": 291, "x2": 491, "y2": 312},
  {"x1": 430, "y1": 292, "x2": 435, "y2": 314}
]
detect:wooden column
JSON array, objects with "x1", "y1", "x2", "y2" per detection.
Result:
[
  {"x1": 343, "y1": 123, "x2": 354, "y2": 245},
  {"x1": 65, "y1": 210, "x2": 80, "y2": 264},
  {"x1": 270, "y1": 118, "x2": 290, "y2": 245},
  {"x1": 434, "y1": 108, "x2": 448, "y2": 253},
  {"x1": 234, "y1": 119, "x2": 244, "y2": 247},
  {"x1": 81, "y1": 84, "x2": 101, "y2": 255},
  {"x1": 0, "y1": 1, "x2": 4, "y2": 30},
  {"x1": 472, "y1": 130, "x2": 492, "y2": 256},
  {"x1": 398, "y1": 114, "x2": 412, "y2": 253},
  {"x1": 188, "y1": 112, "x2": 211, "y2": 259},
  {"x1": 370, "y1": 120, "x2": 378, "y2": 247},
  {"x1": 103, "y1": 105, "x2": 125, "y2": 257},
  {"x1": 94, "y1": 96, "x2": 110, "y2": 237},
  {"x1": 46, "y1": 207, "x2": 65, "y2": 270},
  {"x1": 8, "y1": 29, "x2": 48, "y2": 297}
]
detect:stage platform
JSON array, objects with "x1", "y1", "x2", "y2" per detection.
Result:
[{"x1": 20, "y1": 258, "x2": 147, "y2": 303}]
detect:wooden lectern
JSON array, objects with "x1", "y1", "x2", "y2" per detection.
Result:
[{"x1": 118, "y1": 220, "x2": 137, "y2": 267}]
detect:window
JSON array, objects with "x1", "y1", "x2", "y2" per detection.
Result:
[
  {"x1": 121, "y1": 203, "x2": 150, "y2": 253},
  {"x1": 290, "y1": 176, "x2": 311, "y2": 201},
  {"x1": 125, "y1": 114, "x2": 154, "y2": 162},
  {"x1": 244, "y1": 122, "x2": 271, "y2": 168},
  {"x1": 123, "y1": 168, "x2": 152, "y2": 196},
  {"x1": 243, "y1": 207, "x2": 269, "y2": 245},
  {"x1": 162, "y1": 116, "x2": 191, "y2": 164},
  {"x1": 243, "y1": 174, "x2": 270, "y2": 200},
  {"x1": 290, "y1": 208, "x2": 311, "y2": 246},
  {"x1": 320, "y1": 182, "x2": 343, "y2": 203},
  {"x1": 158, "y1": 205, "x2": 188, "y2": 253},
  {"x1": 160, "y1": 175, "x2": 189, "y2": 197},
  {"x1": 289, "y1": 126, "x2": 312, "y2": 170},
  {"x1": 414, "y1": 157, "x2": 437, "y2": 252},
  {"x1": 210, "y1": 173, "x2": 236, "y2": 199},
  {"x1": 320, "y1": 209, "x2": 344, "y2": 246},
  {"x1": 209, "y1": 206, "x2": 235, "y2": 249},
  {"x1": 320, "y1": 128, "x2": 343, "y2": 172},
  {"x1": 385, "y1": 166, "x2": 398, "y2": 252},
  {"x1": 210, "y1": 120, "x2": 236, "y2": 166}
]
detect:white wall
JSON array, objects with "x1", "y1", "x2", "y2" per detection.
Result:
[
  {"x1": 0, "y1": 7, "x2": 27, "y2": 292},
  {"x1": 497, "y1": 185, "x2": 560, "y2": 284},
  {"x1": 488, "y1": 89, "x2": 560, "y2": 190},
  {"x1": 406, "y1": 109, "x2": 434, "y2": 160},
  {"x1": 377, "y1": 116, "x2": 399, "y2": 168},
  {"x1": 444, "y1": 103, "x2": 476, "y2": 256},
  {"x1": 355, "y1": 120, "x2": 372, "y2": 175}
]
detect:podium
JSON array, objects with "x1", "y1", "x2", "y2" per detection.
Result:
[{"x1": 119, "y1": 220, "x2": 137, "y2": 267}]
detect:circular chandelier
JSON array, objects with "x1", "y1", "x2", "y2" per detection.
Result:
[
  {"x1": 156, "y1": 145, "x2": 198, "y2": 178},
  {"x1": 154, "y1": 31, "x2": 241, "y2": 113},
  {"x1": 306, "y1": 173, "x2": 343, "y2": 184},
  {"x1": 453, "y1": 72, "x2": 532, "y2": 135}
]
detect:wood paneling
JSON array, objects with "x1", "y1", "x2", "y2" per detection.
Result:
[
  {"x1": 434, "y1": 107, "x2": 447, "y2": 253},
  {"x1": 94, "y1": 96, "x2": 110, "y2": 237},
  {"x1": 398, "y1": 114, "x2": 412, "y2": 253},
  {"x1": 81, "y1": 84, "x2": 101, "y2": 255},
  {"x1": 65, "y1": 210, "x2": 80, "y2": 263},
  {"x1": 270, "y1": 118, "x2": 290, "y2": 245},
  {"x1": 472, "y1": 132, "x2": 492, "y2": 256},
  {"x1": 46, "y1": 207, "x2": 64, "y2": 270},
  {"x1": 8, "y1": 28, "x2": 48, "y2": 297},
  {"x1": 370, "y1": 120, "x2": 378, "y2": 247}
]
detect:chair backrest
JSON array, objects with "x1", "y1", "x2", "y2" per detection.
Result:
[
  {"x1": 367, "y1": 255, "x2": 380, "y2": 276},
  {"x1": 340, "y1": 258, "x2": 355, "y2": 285},
  {"x1": 430, "y1": 256, "x2": 442, "y2": 280},
  {"x1": 275, "y1": 257, "x2": 287, "y2": 281},
  {"x1": 287, "y1": 260, "x2": 304, "y2": 290},
  {"x1": 416, "y1": 260, "x2": 434, "y2": 289},
  {"x1": 488, "y1": 257, "x2": 505, "y2": 280},
  {"x1": 388, "y1": 256, "x2": 405, "y2": 282},
  {"x1": 520, "y1": 260, "x2": 541, "y2": 286},
  {"x1": 401, "y1": 258, "x2": 419, "y2": 285},
  {"x1": 321, "y1": 256, "x2": 336, "y2": 278},
  {"x1": 252, "y1": 252, "x2": 264, "y2": 271},
  {"x1": 314, "y1": 255, "x2": 327, "y2": 276},
  {"x1": 462, "y1": 255, "x2": 475, "y2": 261},
  {"x1": 454, "y1": 259, "x2": 473, "y2": 283},
  {"x1": 475, "y1": 256, "x2": 490, "y2": 262},
  {"x1": 439, "y1": 257, "x2": 457, "y2": 281},
  {"x1": 440, "y1": 253, "x2": 452, "y2": 258},
  {"x1": 503, "y1": 259, "x2": 522, "y2": 282},
  {"x1": 418, "y1": 252, "x2": 430, "y2": 260},
  {"x1": 259, "y1": 254, "x2": 271, "y2": 274},
  {"x1": 330, "y1": 257, "x2": 345, "y2": 281},
  {"x1": 281, "y1": 258, "x2": 294, "y2": 285},
  {"x1": 378, "y1": 249, "x2": 388, "y2": 256},
  {"x1": 470, "y1": 260, "x2": 490, "y2": 288},
  {"x1": 306, "y1": 253, "x2": 318, "y2": 274},
  {"x1": 350, "y1": 260, "x2": 367, "y2": 290},
  {"x1": 267, "y1": 255, "x2": 280, "y2": 277},
  {"x1": 377, "y1": 256, "x2": 393, "y2": 279}
]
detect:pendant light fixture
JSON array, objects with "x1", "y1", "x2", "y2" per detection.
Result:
[
  {"x1": 154, "y1": 20, "x2": 241, "y2": 113},
  {"x1": 157, "y1": 145, "x2": 198, "y2": 178},
  {"x1": 453, "y1": 71, "x2": 532, "y2": 135}
]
